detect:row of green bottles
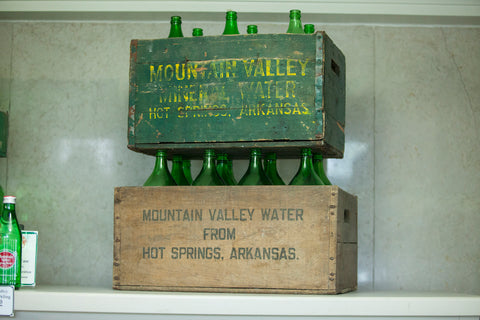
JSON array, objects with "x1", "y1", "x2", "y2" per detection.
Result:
[
  {"x1": 167, "y1": 9, "x2": 315, "y2": 38},
  {"x1": 143, "y1": 148, "x2": 331, "y2": 186}
]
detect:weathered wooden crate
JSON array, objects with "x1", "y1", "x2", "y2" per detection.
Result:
[
  {"x1": 128, "y1": 32, "x2": 345, "y2": 159},
  {"x1": 113, "y1": 186, "x2": 357, "y2": 294}
]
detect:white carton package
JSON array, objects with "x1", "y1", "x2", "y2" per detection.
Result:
[{"x1": 21, "y1": 231, "x2": 38, "y2": 287}]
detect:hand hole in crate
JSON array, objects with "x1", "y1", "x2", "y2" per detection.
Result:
[
  {"x1": 344, "y1": 209, "x2": 350, "y2": 223},
  {"x1": 331, "y1": 59, "x2": 340, "y2": 77}
]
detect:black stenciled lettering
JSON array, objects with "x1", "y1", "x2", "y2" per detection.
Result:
[
  {"x1": 229, "y1": 247, "x2": 296, "y2": 260},
  {"x1": 142, "y1": 247, "x2": 165, "y2": 259},
  {"x1": 203, "y1": 228, "x2": 236, "y2": 240},
  {"x1": 142, "y1": 209, "x2": 202, "y2": 222},
  {"x1": 170, "y1": 247, "x2": 222, "y2": 260},
  {"x1": 261, "y1": 208, "x2": 304, "y2": 221}
]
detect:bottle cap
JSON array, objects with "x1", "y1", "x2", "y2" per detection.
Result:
[
  {"x1": 247, "y1": 25, "x2": 258, "y2": 34},
  {"x1": 171, "y1": 16, "x2": 182, "y2": 23},
  {"x1": 226, "y1": 10, "x2": 237, "y2": 20},
  {"x1": 3, "y1": 196, "x2": 16, "y2": 204},
  {"x1": 304, "y1": 24, "x2": 315, "y2": 34},
  {"x1": 192, "y1": 28, "x2": 203, "y2": 36},
  {"x1": 290, "y1": 9, "x2": 301, "y2": 18}
]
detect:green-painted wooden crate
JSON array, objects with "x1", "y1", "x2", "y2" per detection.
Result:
[{"x1": 128, "y1": 32, "x2": 345, "y2": 159}]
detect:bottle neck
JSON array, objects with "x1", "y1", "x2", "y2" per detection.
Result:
[
  {"x1": 154, "y1": 154, "x2": 169, "y2": 171},
  {"x1": 2, "y1": 203, "x2": 16, "y2": 220},
  {"x1": 3, "y1": 203, "x2": 15, "y2": 212},
  {"x1": 169, "y1": 17, "x2": 183, "y2": 38},
  {"x1": 169, "y1": 27, "x2": 183, "y2": 38},
  {"x1": 300, "y1": 153, "x2": 314, "y2": 171},
  {"x1": 172, "y1": 156, "x2": 182, "y2": 167},
  {"x1": 223, "y1": 12, "x2": 239, "y2": 35},
  {"x1": 202, "y1": 152, "x2": 217, "y2": 169},
  {"x1": 248, "y1": 151, "x2": 263, "y2": 170},
  {"x1": 287, "y1": 10, "x2": 303, "y2": 34},
  {"x1": 171, "y1": 157, "x2": 185, "y2": 178},
  {"x1": 287, "y1": 20, "x2": 303, "y2": 33}
]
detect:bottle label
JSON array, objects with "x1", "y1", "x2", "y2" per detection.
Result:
[{"x1": 0, "y1": 250, "x2": 16, "y2": 270}]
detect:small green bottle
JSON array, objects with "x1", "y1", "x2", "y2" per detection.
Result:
[
  {"x1": 171, "y1": 155, "x2": 190, "y2": 185},
  {"x1": 238, "y1": 149, "x2": 272, "y2": 185},
  {"x1": 286, "y1": 9, "x2": 303, "y2": 34},
  {"x1": 289, "y1": 148, "x2": 324, "y2": 185},
  {"x1": 0, "y1": 196, "x2": 22, "y2": 289},
  {"x1": 168, "y1": 16, "x2": 184, "y2": 38},
  {"x1": 264, "y1": 153, "x2": 285, "y2": 185},
  {"x1": 0, "y1": 185, "x2": 3, "y2": 214},
  {"x1": 313, "y1": 154, "x2": 332, "y2": 185},
  {"x1": 192, "y1": 28, "x2": 203, "y2": 36},
  {"x1": 304, "y1": 24, "x2": 315, "y2": 34},
  {"x1": 223, "y1": 11, "x2": 240, "y2": 35},
  {"x1": 193, "y1": 149, "x2": 225, "y2": 186},
  {"x1": 143, "y1": 151, "x2": 177, "y2": 186},
  {"x1": 216, "y1": 153, "x2": 236, "y2": 185},
  {"x1": 182, "y1": 159, "x2": 193, "y2": 185},
  {"x1": 247, "y1": 25, "x2": 258, "y2": 34}
]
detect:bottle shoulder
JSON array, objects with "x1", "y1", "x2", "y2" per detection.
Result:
[
  {"x1": 0, "y1": 222, "x2": 22, "y2": 236},
  {"x1": 193, "y1": 168, "x2": 225, "y2": 186}
]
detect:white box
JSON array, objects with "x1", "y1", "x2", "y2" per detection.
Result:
[{"x1": 21, "y1": 231, "x2": 38, "y2": 287}]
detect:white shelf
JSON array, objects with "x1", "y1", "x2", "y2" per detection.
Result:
[
  {"x1": 14, "y1": 286, "x2": 480, "y2": 317},
  {"x1": 0, "y1": 0, "x2": 479, "y2": 24}
]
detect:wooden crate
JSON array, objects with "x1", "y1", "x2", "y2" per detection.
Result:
[
  {"x1": 128, "y1": 32, "x2": 345, "y2": 159},
  {"x1": 113, "y1": 186, "x2": 357, "y2": 294}
]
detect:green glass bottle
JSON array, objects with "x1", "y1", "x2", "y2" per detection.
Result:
[
  {"x1": 227, "y1": 158, "x2": 237, "y2": 185},
  {"x1": 143, "y1": 150, "x2": 177, "y2": 186},
  {"x1": 171, "y1": 155, "x2": 190, "y2": 185},
  {"x1": 264, "y1": 153, "x2": 285, "y2": 185},
  {"x1": 168, "y1": 16, "x2": 184, "y2": 38},
  {"x1": 192, "y1": 28, "x2": 203, "y2": 36},
  {"x1": 289, "y1": 148, "x2": 324, "y2": 185},
  {"x1": 223, "y1": 11, "x2": 240, "y2": 35},
  {"x1": 193, "y1": 149, "x2": 225, "y2": 186},
  {"x1": 216, "y1": 153, "x2": 236, "y2": 185},
  {"x1": 238, "y1": 149, "x2": 272, "y2": 185},
  {"x1": 313, "y1": 154, "x2": 332, "y2": 185},
  {"x1": 304, "y1": 23, "x2": 315, "y2": 34},
  {"x1": 286, "y1": 9, "x2": 303, "y2": 34},
  {"x1": 0, "y1": 185, "x2": 3, "y2": 215},
  {"x1": 0, "y1": 196, "x2": 22, "y2": 289},
  {"x1": 182, "y1": 159, "x2": 193, "y2": 185},
  {"x1": 247, "y1": 25, "x2": 258, "y2": 34}
]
